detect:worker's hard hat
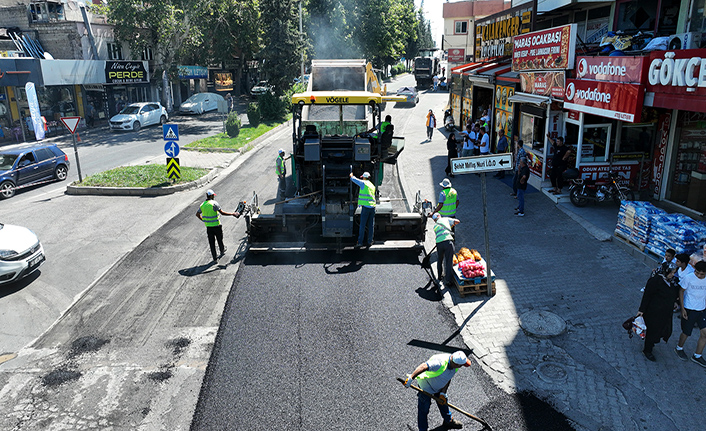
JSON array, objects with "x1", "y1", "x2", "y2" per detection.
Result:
[
  {"x1": 361, "y1": 172, "x2": 371, "y2": 178},
  {"x1": 278, "y1": 148, "x2": 285, "y2": 154},
  {"x1": 431, "y1": 213, "x2": 440, "y2": 221},
  {"x1": 440, "y1": 178, "x2": 452, "y2": 188},
  {"x1": 206, "y1": 189, "x2": 216, "y2": 197},
  {"x1": 451, "y1": 351, "x2": 471, "y2": 367}
]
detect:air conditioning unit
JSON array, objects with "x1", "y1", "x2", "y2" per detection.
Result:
[{"x1": 668, "y1": 32, "x2": 702, "y2": 50}]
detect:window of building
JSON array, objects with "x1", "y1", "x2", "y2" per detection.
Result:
[
  {"x1": 615, "y1": 0, "x2": 658, "y2": 34},
  {"x1": 689, "y1": 0, "x2": 706, "y2": 36},
  {"x1": 574, "y1": 7, "x2": 611, "y2": 45},
  {"x1": 141, "y1": 46, "x2": 153, "y2": 61},
  {"x1": 657, "y1": 0, "x2": 681, "y2": 36},
  {"x1": 108, "y1": 43, "x2": 123, "y2": 60},
  {"x1": 29, "y1": 1, "x2": 64, "y2": 22},
  {"x1": 454, "y1": 20, "x2": 468, "y2": 35}
]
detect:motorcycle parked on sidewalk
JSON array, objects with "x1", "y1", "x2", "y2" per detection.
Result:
[
  {"x1": 444, "y1": 109, "x2": 455, "y2": 132},
  {"x1": 563, "y1": 169, "x2": 635, "y2": 207}
]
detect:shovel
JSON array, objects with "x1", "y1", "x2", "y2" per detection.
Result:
[{"x1": 396, "y1": 377, "x2": 494, "y2": 431}]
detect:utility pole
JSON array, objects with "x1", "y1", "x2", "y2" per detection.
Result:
[{"x1": 299, "y1": 2, "x2": 305, "y2": 83}]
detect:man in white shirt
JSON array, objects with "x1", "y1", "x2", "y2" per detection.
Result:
[
  {"x1": 479, "y1": 127, "x2": 491, "y2": 155},
  {"x1": 459, "y1": 124, "x2": 474, "y2": 157},
  {"x1": 674, "y1": 261, "x2": 706, "y2": 367},
  {"x1": 432, "y1": 74, "x2": 440, "y2": 92}
]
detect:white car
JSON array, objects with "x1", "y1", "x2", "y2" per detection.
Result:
[
  {"x1": 0, "y1": 223, "x2": 45, "y2": 285},
  {"x1": 110, "y1": 102, "x2": 168, "y2": 132},
  {"x1": 179, "y1": 93, "x2": 225, "y2": 115},
  {"x1": 250, "y1": 81, "x2": 273, "y2": 97}
]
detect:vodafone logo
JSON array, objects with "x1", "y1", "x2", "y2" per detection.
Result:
[
  {"x1": 566, "y1": 82, "x2": 575, "y2": 100},
  {"x1": 451, "y1": 49, "x2": 460, "y2": 55},
  {"x1": 577, "y1": 59, "x2": 587, "y2": 77}
]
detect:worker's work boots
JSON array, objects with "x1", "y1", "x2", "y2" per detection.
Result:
[{"x1": 444, "y1": 418, "x2": 463, "y2": 429}]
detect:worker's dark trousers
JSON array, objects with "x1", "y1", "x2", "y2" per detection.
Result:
[
  {"x1": 206, "y1": 225, "x2": 225, "y2": 260},
  {"x1": 436, "y1": 239, "x2": 455, "y2": 284},
  {"x1": 278, "y1": 175, "x2": 286, "y2": 199},
  {"x1": 418, "y1": 392, "x2": 452, "y2": 431},
  {"x1": 358, "y1": 206, "x2": 375, "y2": 245}
]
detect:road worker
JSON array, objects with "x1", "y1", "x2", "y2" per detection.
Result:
[
  {"x1": 434, "y1": 178, "x2": 458, "y2": 219},
  {"x1": 404, "y1": 351, "x2": 470, "y2": 430},
  {"x1": 196, "y1": 189, "x2": 239, "y2": 263},
  {"x1": 350, "y1": 171, "x2": 376, "y2": 248},
  {"x1": 432, "y1": 212, "x2": 459, "y2": 286},
  {"x1": 276, "y1": 148, "x2": 287, "y2": 200}
]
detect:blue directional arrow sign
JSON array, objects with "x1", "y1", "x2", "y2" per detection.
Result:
[
  {"x1": 163, "y1": 124, "x2": 179, "y2": 141},
  {"x1": 164, "y1": 141, "x2": 180, "y2": 158}
]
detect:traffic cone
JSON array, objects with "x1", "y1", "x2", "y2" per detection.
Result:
[{"x1": 76, "y1": 131, "x2": 81, "y2": 142}]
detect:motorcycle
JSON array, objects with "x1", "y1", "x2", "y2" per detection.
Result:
[
  {"x1": 563, "y1": 169, "x2": 635, "y2": 207},
  {"x1": 443, "y1": 109, "x2": 455, "y2": 132}
]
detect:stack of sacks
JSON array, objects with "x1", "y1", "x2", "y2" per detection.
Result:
[
  {"x1": 647, "y1": 214, "x2": 706, "y2": 256},
  {"x1": 616, "y1": 201, "x2": 665, "y2": 243}
]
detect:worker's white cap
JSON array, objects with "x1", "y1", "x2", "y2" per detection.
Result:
[
  {"x1": 278, "y1": 148, "x2": 285, "y2": 154},
  {"x1": 451, "y1": 351, "x2": 471, "y2": 367},
  {"x1": 206, "y1": 189, "x2": 215, "y2": 197},
  {"x1": 440, "y1": 178, "x2": 452, "y2": 188},
  {"x1": 361, "y1": 172, "x2": 371, "y2": 178},
  {"x1": 431, "y1": 213, "x2": 440, "y2": 221}
]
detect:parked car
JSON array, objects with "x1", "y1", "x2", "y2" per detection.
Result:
[
  {"x1": 109, "y1": 102, "x2": 168, "y2": 132},
  {"x1": 0, "y1": 144, "x2": 70, "y2": 199},
  {"x1": 0, "y1": 222, "x2": 45, "y2": 285},
  {"x1": 396, "y1": 86, "x2": 419, "y2": 106},
  {"x1": 250, "y1": 81, "x2": 273, "y2": 97},
  {"x1": 179, "y1": 93, "x2": 225, "y2": 115}
]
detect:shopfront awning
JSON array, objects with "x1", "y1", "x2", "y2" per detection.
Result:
[
  {"x1": 496, "y1": 70, "x2": 520, "y2": 83},
  {"x1": 508, "y1": 92, "x2": 551, "y2": 105},
  {"x1": 467, "y1": 63, "x2": 512, "y2": 84},
  {"x1": 450, "y1": 62, "x2": 481, "y2": 74}
]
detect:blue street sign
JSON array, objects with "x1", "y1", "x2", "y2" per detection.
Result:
[
  {"x1": 163, "y1": 124, "x2": 179, "y2": 141},
  {"x1": 164, "y1": 141, "x2": 180, "y2": 158}
]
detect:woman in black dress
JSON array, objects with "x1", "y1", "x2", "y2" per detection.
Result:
[
  {"x1": 445, "y1": 133, "x2": 459, "y2": 177},
  {"x1": 546, "y1": 133, "x2": 571, "y2": 194},
  {"x1": 637, "y1": 269, "x2": 679, "y2": 361}
]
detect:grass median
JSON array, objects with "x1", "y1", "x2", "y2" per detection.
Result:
[
  {"x1": 74, "y1": 164, "x2": 208, "y2": 188},
  {"x1": 184, "y1": 116, "x2": 290, "y2": 151}
]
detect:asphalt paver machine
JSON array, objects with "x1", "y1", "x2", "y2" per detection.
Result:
[{"x1": 243, "y1": 91, "x2": 427, "y2": 252}]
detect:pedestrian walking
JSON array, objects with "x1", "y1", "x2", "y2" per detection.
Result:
[
  {"x1": 511, "y1": 139, "x2": 526, "y2": 197},
  {"x1": 426, "y1": 110, "x2": 436, "y2": 141},
  {"x1": 350, "y1": 171, "x2": 376, "y2": 248},
  {"x1": 445, "y1": 134, "x2": 458, "y2": 178},
  {"x1": 403, "y1": 351, "x2": 470, "y2": 430},
  {"x1": 673, "y1": 253, "x2": 694, "y2": 313},
  {"x1": 674, "y1": 261, "x2": 706, "y2": 367},
  {"x1": 494, "y1": 128, "x2": 509, "y2": 179},
  {"x1": 515, "y1": 157, "x2": 529, "y2": 217},
  {"x1": 472, "y1": 124, "x2": 481, "y2": 156},
  {"x1": 637, "y1": 268, "x2": 679, "y2": 361},
  {"x1": 435, "y1": 178, "x2": 458, "y2": 218},
  {"x1": 479, "y1": 127, "x2": 490, "y2": 155},
  {"x1": 276, "y1": 148, "x2": 288, "y2": 200},
  {"x1": 431, "y1": 212, "x2": 459, "y2": 286},
  {"x1": 86, "y1": 103, "x2": 96, "y2": 128},
  {"x1": 547, "y1": 133, "x2": 572, "y2": 194},
  {"x1": 225, "y1": 93, "x2": 234, "y2": 113},
  {"x1": 196, "y1": 189, "x2": 240, "y2": 263},
  {"x1": 432, "y1": 74, "x2": 440, "y2": 92}
]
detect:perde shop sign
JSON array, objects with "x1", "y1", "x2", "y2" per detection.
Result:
[{"x1": 105, "y1": 61, "x2": 149, "y2": 84}]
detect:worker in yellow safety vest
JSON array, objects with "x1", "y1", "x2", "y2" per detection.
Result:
[
  {"x1": 350, "y1": 171, "x2": 376, "y2": 248},
  {"x1": 276, "y1": 148, "x2": 290, "y2": 200},
  {"x1": 403, "y1": 350, "x2": 471, "y2": 430},
  {"x1": 196, "y1": 189, "x2": 240, "y2": 263},
  {"x1": 434, "y1": 178, "x2": 458, "y2": 218},
  {"x1": 431, "y1": 212, "x2": 460, "y2": 286}
]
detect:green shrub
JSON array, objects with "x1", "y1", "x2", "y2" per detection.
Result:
[
  {"x1": 259, "y1": 91, "x2": 286, "y2": 121},
  {"x1": 247, "y1": 103, "x2": 261, "y2": 127},
  {"x1": 283, "y1": 82, "x2": 306, "y2": 113},
  {"x1": 391, "y1": 63, "x2": 405, "y2": 76},
  {"x1": 225, "y1": 112, "x2": 241, "y2": 138}
]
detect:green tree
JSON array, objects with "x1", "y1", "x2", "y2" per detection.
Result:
[
  {"x1": 259, "y1": 0, "x2": 302, "y2": 95},
  {"x1": 307, "y1": 0, "x2": 360, "y2": 59}
]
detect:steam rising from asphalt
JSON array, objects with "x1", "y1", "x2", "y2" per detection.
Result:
[{"x1": 309, "y1": 1, "x2": 361, "y2": 59}]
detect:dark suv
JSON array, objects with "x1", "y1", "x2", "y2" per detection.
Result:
[{"x1": 0, "y1": 144, "x2": 70, "y2": 199}]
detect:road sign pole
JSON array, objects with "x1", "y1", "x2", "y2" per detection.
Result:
[
  {"x1": 72, "y1": 132, "x2": 83, "y2": 182},
  {"x1": 480, "y1": 172, "x2": 492, "y2": 296}
]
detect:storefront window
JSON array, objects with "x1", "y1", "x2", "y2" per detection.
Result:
[
  {"x1": 37, "y1": 87, "x2": 76, "y2": 121},
  {"x1": 581, "y1": 124, "x2": 612, "y2": 162},
  {"x1": 619, "y1": 124, "x2": 655, "y2": 156},
  {"x1": 666, "y1": 112, "x2": 706, "y2": 211},
  {"x1": 521, "y1": 112, "x2": 546, "y2": 152}
]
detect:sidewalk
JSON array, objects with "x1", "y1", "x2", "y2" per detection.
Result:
[{"x1": 397, "y1": 94, "x2": 698, "y2": 431}]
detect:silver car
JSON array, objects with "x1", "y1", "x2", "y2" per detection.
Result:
[
  {"x1": 110, "y1": 102, "x2": 168, "y2": 132},
  {"x1": 179, "y1": 93, "x2": 224, "y2": 115},
  {"x1": 0, "y1": 223, "x2": 45, "y2": 285}
]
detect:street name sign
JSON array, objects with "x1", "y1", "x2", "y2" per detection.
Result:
[{"x1": 451, "y1": 153, "x2": 513, "y2": 175}]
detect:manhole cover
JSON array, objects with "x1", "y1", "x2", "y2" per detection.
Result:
[
  {"x1": 519, "y1": 310, "x2": 566, "y2": 338},
  {"x1": 536, "y1": 361, "x2": 568, "y2": 383}
]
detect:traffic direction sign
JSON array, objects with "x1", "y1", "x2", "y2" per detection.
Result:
[
  {"x1": 451, "y1": 153, "x2": 513, "y2": 175},
  {"x1": 60, "y1": 116, "x2": 81, "y2": 134},
  {"x1": 167, "y1": 157, "x2": 181, "y2": 180},
  {"x1": 164, "y1": 141, "x2": 180, "y2": 158},
  {"x1": 163, "y1": 124, "x2": 179, "y2": 140}
]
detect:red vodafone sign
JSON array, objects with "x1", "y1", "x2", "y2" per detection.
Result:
[
  {"x1": 564, "y1": 79, "x2": 644, "y2": 123},
  {"x1": 575, "y1": 56, "x2": 647, "y2": 84},
  {"x1": 645, "y1": 49, "x2": 706, "y2": 112}
]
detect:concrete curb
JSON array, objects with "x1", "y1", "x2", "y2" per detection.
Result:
[{"x1": 64, "y1": 119, "x2": 292, "y2": 197}]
